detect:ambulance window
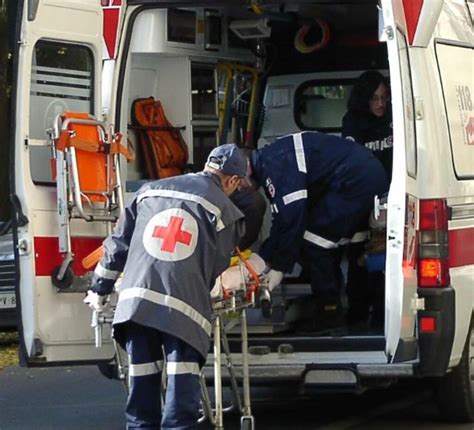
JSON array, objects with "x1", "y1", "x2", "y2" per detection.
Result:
[
  {"x1": 29, "y1": 41, "x2": 93, "y2": 140},
  {"x1": 191, "y1": 64, "x2": 217, "y2": 118},
  {"x1": 167, "y1": 9, "x2": 197, "y2": 45},
  {"x1": 436, "y1": 42, "x2": 474, "y2": 179},
  {"x1": 397, "y1": 30, "x2": 417, "y2": 177},
  {"x1": 294, "y1": 81, "x2": 353, "y2": 133}
]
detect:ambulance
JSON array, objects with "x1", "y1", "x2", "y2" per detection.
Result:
[{"x1": 9, "y1": 0, "x2": 474, "y2": 423}]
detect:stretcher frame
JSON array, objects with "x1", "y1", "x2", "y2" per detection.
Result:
[
  {"x1": 200, "y1": 288, "x2": 257, "y2": 430},
  {"x1": 49, "y1": 113, "x2": 125, "y2": 286},
  {"x1": 90, "y1": 252, "x2": 266, "y2": 430}
]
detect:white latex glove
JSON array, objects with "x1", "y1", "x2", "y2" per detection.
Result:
[
  {"x1": 210, "y1": 253, "x2": 267, "y2": 299},
  {"x1": 114, "y1": 274, "x2": 124, "y2": 292},
  {"x1": 84, "y1": 290, "x2": 108, "y2": 312},
  {"x1": 263, "y1": 269, "x2": 283, "y2": 291},
  {"x1": 210, "y1": 277, "x2": 223, "y2": 299}
]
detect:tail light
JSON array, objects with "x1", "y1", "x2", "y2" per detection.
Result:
[{"x1": 417, "y1": 199, "x2": 450, "y2": 287}]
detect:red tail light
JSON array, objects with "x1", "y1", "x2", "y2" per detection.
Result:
[
  {"x1": 420, "y1": 316, "x2": 436, "y2": 333},
  {"x1": 417, "y1": 199, "x2": 450, "y2": 288}
]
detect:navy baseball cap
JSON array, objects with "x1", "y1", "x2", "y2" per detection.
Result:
[{"x1": 206, "y1": 144, "x2": 248, "y2": 178}]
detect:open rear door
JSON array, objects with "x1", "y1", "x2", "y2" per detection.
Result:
[
  {"x1": 380, "y1": 0, "x2": 418, "y2": 362},
  {"x1": 12, "y1": 0, "x2": 115, "y2": 364}
]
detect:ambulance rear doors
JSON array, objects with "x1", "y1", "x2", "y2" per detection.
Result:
[
  {"x1": 380, "y1": 0, "x2": 420, "y2": 362},
  {"x1": 11, "y1": 0, "x2": 115, "y2": 364}
]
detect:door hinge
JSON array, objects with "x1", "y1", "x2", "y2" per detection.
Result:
[
  {"x1": 18, "y1": 238, "x2": 31, "y2": 256},
  {"x1": 412, "y1": 296, "x2": 425, "y2": 314}
]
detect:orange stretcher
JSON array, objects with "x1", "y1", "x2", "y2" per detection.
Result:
[
  {"x1": 49, "y1": 112, "x2": 133, "y2": 289},
  {"x1": 130, "y1": 97, "x2": 188, "y2": 179}
]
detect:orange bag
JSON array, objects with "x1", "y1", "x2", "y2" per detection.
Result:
[{"x1": 131, "y1": 97, "x2": 188, "y2": 179}]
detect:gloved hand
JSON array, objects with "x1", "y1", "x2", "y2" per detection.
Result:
[
  {"x1": 210, "y1": 277, "x2": 223, "y2": 299},
  {"x1": 84, "y1": 289, "x2": 108, "y2": 312},
  {"x1": 262, "y1": 269, "x2": 283, "y2": 291},
  {"x1": 210, "y1": 253, "x2": 267, "y2": 299}
]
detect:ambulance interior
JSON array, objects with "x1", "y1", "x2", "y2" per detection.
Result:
[{"x1": 119, "y1": 2, "x2": 391, "y2": 346}]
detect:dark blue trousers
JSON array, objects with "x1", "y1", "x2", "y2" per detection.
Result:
[{"x1": 121, "y1": 322, "x2": 202, "y2": 430}]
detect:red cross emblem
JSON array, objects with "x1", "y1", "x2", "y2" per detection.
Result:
[
  {"x1": 143, "y1": 208, "x2": 198, "y2": 262},
  {"x1": 152, "y1": 216, "x2": 192, "y2": 253},
  {"x1": 466, "y1": 116, "x2": 474, "y2": 145}
]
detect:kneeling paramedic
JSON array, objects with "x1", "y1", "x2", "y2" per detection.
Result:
[
  {"x1": 85, "y1": 144, "x2": 247, "y2": 430},
  {"x1": 246, "y1": 131, "x2": 389, "y2": 329}
]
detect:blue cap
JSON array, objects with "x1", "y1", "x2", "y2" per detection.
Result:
[{"x1": 206, "y1": 144, "x2": 248, "y2": 178}]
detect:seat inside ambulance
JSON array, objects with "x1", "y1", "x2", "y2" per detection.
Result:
[{"x1": 121, "y1": 2, "x2": 391, "y2": 340}]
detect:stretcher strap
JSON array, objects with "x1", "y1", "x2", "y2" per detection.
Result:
[
  {"x1": 110, "y1": 134, "x2": 135, "y2": 161},
  {"x1": 235, "y1": 247, "x2": 261, "y2": 288},
  {"x1": 56, "y1": 130, "x2": 134, "y2": 161}
]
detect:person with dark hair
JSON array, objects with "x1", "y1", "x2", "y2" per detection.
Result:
[
  {"x1": 341, "y1": 70, "x2": 393, "y2": 327},
  {"x1": 342, "y1": 70, "x2": 393, "y2": 179},
  {"x1": 243, "y1": 132, "x2": 388, "y2": 331}
]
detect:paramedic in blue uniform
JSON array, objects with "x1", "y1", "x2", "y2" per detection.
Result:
[
  {"x1": 247, "y1": 131, "x2": 389, "y2": 329},
  {"x1": 341, "y1": 70, "x2": 393, "y2": 326},
  {"x1": 85, "y1": 144, "x2": 247, "y2": 430}
]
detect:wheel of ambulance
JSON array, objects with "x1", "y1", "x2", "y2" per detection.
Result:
[{"x1": 435, "y1": 316, "x2": 474, "y2": 423}]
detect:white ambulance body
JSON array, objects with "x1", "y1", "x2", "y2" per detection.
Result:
[{"x1": 10, "y1": 0, "x2": 474, "y2": 422}]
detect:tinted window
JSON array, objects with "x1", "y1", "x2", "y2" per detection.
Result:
[
  {"x1": 295, "y1": 81, "x2": 352, "y2": 132},
  {"x1": 29, "y1": 41, "x2": 93, "y2": 139}
]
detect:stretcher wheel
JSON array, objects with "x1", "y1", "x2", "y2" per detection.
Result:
[{"x1": 51, "y1": 264, "x2": 74, "y2": 290}]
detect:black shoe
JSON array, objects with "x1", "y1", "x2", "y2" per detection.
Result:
[{"x1": 296, "y1": 298, "x2": 345, "y2": 334}]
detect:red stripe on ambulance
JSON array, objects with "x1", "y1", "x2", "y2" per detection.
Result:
[
  {"x1": 34, "y1": 237, "x2": 104, "y2": 276},
  {"x1": 449, "y1": 228, "x2": 474, "y2": 268}
]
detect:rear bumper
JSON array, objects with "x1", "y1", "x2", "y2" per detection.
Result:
[
  {"x1": 203, "y1": 351, "x2": 415, "y2": 392},
  {"x1": 415, "y1": 286, "x2": 455, "y2": 377}
]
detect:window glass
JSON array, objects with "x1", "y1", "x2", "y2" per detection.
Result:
[
  {"x1": 295, "y1": 82, "x2": 352, "y2": 132},
  {"x1": 436, "y1": 42, "x2": 474, "y2": 179},
  {"x1": 191, "y1": 64, "x2": 217, "y2": 118},
  {"x1": 205, "y1": 10, "x2": 222, "y2": 50},
  {"x1": 397, "y1": 30, "x2": 417, "y2": 177},
  {"x1": 167, "y1": 8, "x2": 197, "y2": 44},
  {"x1": 29, "y1": 41, "x2": 93, "y2": 139}
]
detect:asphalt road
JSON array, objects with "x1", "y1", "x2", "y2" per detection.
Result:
[{"x1": 0, "y1": 365, "x2": 472, "y2": 430}]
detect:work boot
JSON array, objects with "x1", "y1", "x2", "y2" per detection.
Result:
[{"x1": 297, "y1": 295, "x2": 345, "y2": 334}]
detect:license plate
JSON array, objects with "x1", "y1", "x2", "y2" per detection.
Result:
[{"x1": 0, "y1": 292, "x2": 16, "y2": 309}]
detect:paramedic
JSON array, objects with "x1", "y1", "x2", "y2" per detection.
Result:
[
  {"x1": 231, "y1": 185, "x2": 267, "y2": 251},
  {"x1": 246, "y1": 132, "x2": 388, "y2": 329},
  {"x1": 85, "y1": 144, "x2": 246, "y2": 430},
  {"x1": 341, "y1": 70, "x2": 393, "y2": 326}
]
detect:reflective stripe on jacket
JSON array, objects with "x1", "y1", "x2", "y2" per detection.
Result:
[{"x1": 92, "y1": 172, "x2": 245, "y2": 358}]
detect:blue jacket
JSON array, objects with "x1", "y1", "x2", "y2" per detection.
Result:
[
  {"x1": 250, "y1": 132, "x2": 388, "y2": 272},
  {"x1": 91, "y1": 172, "x2": 245, "y2": 359}
]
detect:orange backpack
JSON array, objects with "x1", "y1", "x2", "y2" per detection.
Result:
[{"x1": 131, "y1": 97, "x2": 189, "y2": 179}]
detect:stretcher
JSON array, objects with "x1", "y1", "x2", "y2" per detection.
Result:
[
  {"x1": 89, "y1": 249, "x2": 269, "y2": 430},
  {"x1": 200, "y1": 249, "x2": 268, "y2": 430},
  {"x1": 48, "y1": 112, "x2": 133, "y2": 289}
]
